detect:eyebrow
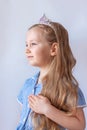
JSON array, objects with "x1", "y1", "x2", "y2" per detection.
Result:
[
  {"x1": 25, "y1": 41, "x2": 28, "y2": 43},
  {"x1": 25, "y1": 40, "x2": 41, "y2": 43}
]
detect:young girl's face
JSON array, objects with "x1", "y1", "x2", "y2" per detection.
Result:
[{"x1": 25, "y1": 27, "x2": 52, "y2": 68}]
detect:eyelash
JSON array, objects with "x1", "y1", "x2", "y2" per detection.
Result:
[
  {"x1": 31, "y1": 43, "x2": 37, "y2": 45},
  {"x1": 26, "y1": 43, "x2": 37, "y2": 47}
]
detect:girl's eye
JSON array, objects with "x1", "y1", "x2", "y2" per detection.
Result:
[
  {"x1": 31, "y1": 43, "x2": 37, "y2": 46},
  {"x1": 25, "y1": 43, "x2": 38, "y2": 48},
  {"x1": 26, "y1": 44, "x2": 28, "y2": 47}
]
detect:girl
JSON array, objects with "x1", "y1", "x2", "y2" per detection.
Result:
[{"x1": 16, "y1": 15, "x2": 86, "y2": 130}]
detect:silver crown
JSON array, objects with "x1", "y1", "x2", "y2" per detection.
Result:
[{"x1": 39, "y1": 14, "x2": 51, "y2": 25}]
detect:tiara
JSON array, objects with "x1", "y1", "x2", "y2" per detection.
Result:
[{"x1": 39, "y1": 14, "x2": 51, "y2": 26}]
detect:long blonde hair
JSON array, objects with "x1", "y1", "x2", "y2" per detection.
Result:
[{"x1": 29, "y1": 22, "x2": 78, "y2": 130}]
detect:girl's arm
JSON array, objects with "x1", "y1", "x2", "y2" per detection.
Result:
[
  {"x1": 29, "y1": 95, "x2": 86, "y2": 130},
  {"x1": 45, "y1": 104, "x2": 86, "y2": 130}
]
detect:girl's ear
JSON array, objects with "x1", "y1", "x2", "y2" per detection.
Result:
[{"x1": 50, "y1": 42, "x2": 58, "y2": 56}]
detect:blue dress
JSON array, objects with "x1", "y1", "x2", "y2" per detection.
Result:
[{"x1": 16, "y1": 72, "x2": 86, "y2": 130}]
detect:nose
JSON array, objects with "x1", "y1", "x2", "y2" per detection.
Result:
[{"x1": 25, "y1": 47, "x2": 31, "y2": 55}]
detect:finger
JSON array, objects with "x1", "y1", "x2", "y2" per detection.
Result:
[
  {"x1": 29, "y1": 102, "x2": 35, "y2": 110},
  {"x1": 29, "y1": 96, "x2": 36, "y2": 104},
  {"x1": 37, "y1": 94, "x2": 45, "y2": 99},
  {"x1": 29, "y1": 98, "x2": 36, "y2": 108},
  {"x1": 29, "y1": 95, "x2": 37, "y2": 101},
  {"x1": 28, "y1": 94, "x2": 34, "y2": 101}
]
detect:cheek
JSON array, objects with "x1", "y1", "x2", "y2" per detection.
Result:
[
  {"x1": 36, "y1": 49, "x2": 51, "y2": 65},
  {"x1": 35, "y1": 47, "x2": 50, "y2": 58}
]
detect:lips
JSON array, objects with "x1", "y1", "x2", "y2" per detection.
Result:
[{"x1": 27, "y1": 56, "x2": 33, "y2": 59}]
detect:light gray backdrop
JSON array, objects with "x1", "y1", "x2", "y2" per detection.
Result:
[{"x1": 0, "y1": 0, "x2": 87, "y2": 130}]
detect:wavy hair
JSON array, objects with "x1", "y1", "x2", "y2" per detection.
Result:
[{"x1": 28, "y1": 22, "x2": 78, "y2": 130}]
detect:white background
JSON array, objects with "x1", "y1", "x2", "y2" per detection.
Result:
[{"x1": 0, "y1": 0, "x2": 87, "y2": 130}]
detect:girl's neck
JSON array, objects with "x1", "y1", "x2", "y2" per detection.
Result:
[{"x1": 38, "y1": 66, "x2": 49, "y2": 83}]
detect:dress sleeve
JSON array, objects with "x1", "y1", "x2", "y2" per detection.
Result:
[
  {"x1": 77, "y1": 87, "x2": 87, "y2": 108},
  {"x1": 17, "y1": 79, "x2": 30, "y2": 105}
]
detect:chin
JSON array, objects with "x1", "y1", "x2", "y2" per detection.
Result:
[{"x1": 29, "y1": 62, "x2": 38, "y2": 67}]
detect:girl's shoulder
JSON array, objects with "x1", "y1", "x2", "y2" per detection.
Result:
[
  {"x1": 77, "y1": 87, "x2": 87, "y2": 108},
  {"x1": 17, "y1": 72, "x2": 40, "y2": 104}
]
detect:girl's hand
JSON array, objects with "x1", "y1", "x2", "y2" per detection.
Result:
[{"x1": 28, "y1": 94, "x2": 51, "y2": 115}]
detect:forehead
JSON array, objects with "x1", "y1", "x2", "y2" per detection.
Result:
[{"x1": 26, "y1": 27, "x2": 45, "y2": 42}]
